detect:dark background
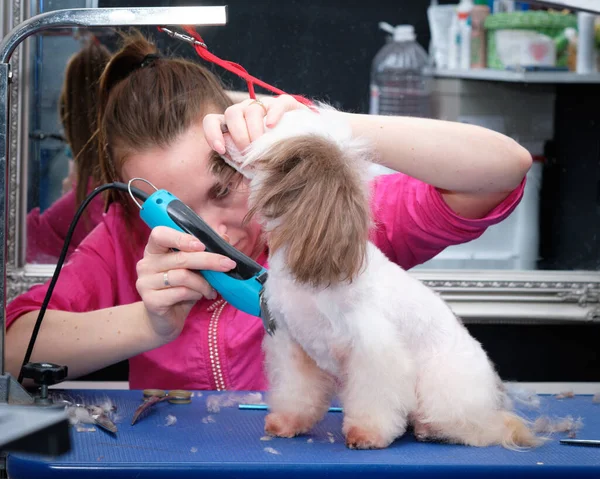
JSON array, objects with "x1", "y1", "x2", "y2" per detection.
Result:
[
  {"x1": 98, "y1": 0, "x2": 455, "y2": 113},
  {"x1": 87, "y1": 0, "x2": 599, "y2": 384}
]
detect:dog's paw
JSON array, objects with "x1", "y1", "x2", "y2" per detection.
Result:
[
  {"x1": 413, "y1": 420, "x2": 434, "y2": 442},
  {"x1": 345, "y1": 425, "x2": 391, "y2": 450},
  {"x1": 264, "y1": 412, "x2": 312, "y2": 438}
]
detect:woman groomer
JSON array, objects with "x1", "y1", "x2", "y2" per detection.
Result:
[
  {"x1": 6, "y1": 32, "x2": 531, "y2": 390},
  {"x1": 26, "y1": 39, "x2": 110, "y2": 264}
]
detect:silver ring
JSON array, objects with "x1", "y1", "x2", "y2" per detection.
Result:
[{"x1": 163, "y1": 271, "x2": 170, "y2": 287}]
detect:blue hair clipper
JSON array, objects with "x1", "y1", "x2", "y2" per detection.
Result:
[{"x1": 128, "y1": 179, "x2": 275, "y2": 334}]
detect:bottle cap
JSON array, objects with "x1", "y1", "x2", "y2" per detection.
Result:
[{"x1": 379, "y1": 22, "x2": 416, "y2": 42}]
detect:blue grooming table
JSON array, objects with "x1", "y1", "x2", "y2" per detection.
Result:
[{"x1": 6, "y1": 390, "x2": 600, "y2": 478}]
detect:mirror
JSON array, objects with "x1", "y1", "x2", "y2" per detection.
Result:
[
  {"x1": 7, "y1": 0, "x2": 600, "y2": 322},
  {"x1": 19, "y1": 0, "x2": 98, "y2": 266}
]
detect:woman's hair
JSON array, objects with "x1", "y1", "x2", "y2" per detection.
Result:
[
  {"x1": 59, "y1": 38, "x2": 111, "y2": 207},
  {"x1": 97, "y1": 30, "x2": 235, "y2": 216}
]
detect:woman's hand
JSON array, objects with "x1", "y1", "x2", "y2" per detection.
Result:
[
  {"x1": 203, "y1": 95, "x2": 309, "y2": 156},
  {"x1": 61, "y1": 159, "x2": 76, "y2": 195},
  {"x1": 135, "y1": 226, "x2": 237, "y2": 343}
]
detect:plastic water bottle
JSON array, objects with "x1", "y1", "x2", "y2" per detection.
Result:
[{"x1": 369, "y1": 23, "x2": 432, "y2": 117}]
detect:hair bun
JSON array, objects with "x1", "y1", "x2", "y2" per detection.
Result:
[
  {"x1": 139, "y1": 53, "x2": 161, "y2": 69},
  {"x1": 98, "y1": 31, "x2": 158, "y2": 101}
]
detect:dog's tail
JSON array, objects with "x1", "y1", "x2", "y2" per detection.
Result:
[
  {"x1": 497, "y1": 411, "x2": 545, "y2": 450},
  {"x1": 430, "y1": 409, "x2": 545, "y2": 450}
]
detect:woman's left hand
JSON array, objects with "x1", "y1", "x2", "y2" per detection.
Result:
[
  {"x1": 203, "y1": 94, "x2": 309, "y2": 156},
  {"x1": 61, "y1": 159, "x2": 76, "y2": 195}
]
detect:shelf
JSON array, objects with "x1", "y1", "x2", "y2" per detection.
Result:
[
  {"x1": 433, "y1": 68, "x2": 600, "y2": 84},
  {"x1": 529, "y1": 0, "x2": 600, "y2": 14}
]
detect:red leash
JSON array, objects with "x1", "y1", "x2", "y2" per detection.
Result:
[{"x1": 158, "y1": 26, "x2": 316, "y2": 111}]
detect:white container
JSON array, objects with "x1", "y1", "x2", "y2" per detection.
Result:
[
  {"x1": 493, "y1": 0, "x2": 515, "y2": 13},
  {"x1": 460, "y1": 15, "x2": 472, "y2": 70},
  {"x1": 495, "y1": 30, "x2": 556, "y2": 68},
  {"x1": 428, "y1": 4, "x2": 456, "y2": 69},
  {"x1": 447, "y1": 9, "x2": 461, "y2": 69},
  {"x1": 576, "y1": 12, "x2": 596, "y2": 74}
]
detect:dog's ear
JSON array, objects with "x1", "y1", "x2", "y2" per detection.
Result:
[
  {"x1": 247, "y1": 134, "x2": 370, "y2": 288},
  {"x1": 217, "y1": 133, "x2": 257, "y2": 179}
]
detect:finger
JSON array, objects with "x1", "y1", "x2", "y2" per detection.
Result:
[
  {"x1": 244, "y1": 102, "x2": 266, "y2": 143},
  {"x1": 144, "y1": 287, "x2": 206, "y2": 310},
  {"x1": 265, "y1": 95, "x2": 306, "y2": 127},
  {"x1": 154, "y1": 250, "x2": 237, "y2": 274},
  {"x1": 154, "y1": 268, "x2": 217, "y2": 299},
  {"x1": 202, "y1": 113, "x2": 227, "y2": 154},
  {"x1": 224, "y1": 103, "x2": 252, "y2": 153},
  {"x1": 145, "y1": 227, "x2": 205, "y2": 256}
]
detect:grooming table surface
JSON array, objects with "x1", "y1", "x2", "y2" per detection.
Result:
[{"x1": 6, "y1": 390, "x2": 600, "y2": 478}]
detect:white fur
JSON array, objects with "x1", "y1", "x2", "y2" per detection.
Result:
[{"x1": 233, "y1": 107, "x2": 536, "y2": 449}]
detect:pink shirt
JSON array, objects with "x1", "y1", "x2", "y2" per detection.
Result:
[
  {"x1": 8, "y1": 173, "x2": 525, "y2": 390},
  {"x1": 26, "y1": 188, "x2": 104, "y2": 264}
]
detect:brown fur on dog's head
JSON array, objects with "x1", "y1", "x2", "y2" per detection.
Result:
[{"x1": 246, "y1": 134, "x2": 370, "y2": 289}]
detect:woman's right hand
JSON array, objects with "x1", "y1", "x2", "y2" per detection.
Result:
[{"x1": 135, "y1": 226, "x2": 237, "y2": 343}]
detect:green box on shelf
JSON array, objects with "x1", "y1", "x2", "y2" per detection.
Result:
[{"x1": 484, "y1": 11, "x2": 577, "y2": 69}]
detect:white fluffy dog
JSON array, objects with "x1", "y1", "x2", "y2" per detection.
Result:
[{"x1": 219, "y1": 105, "x2": 541, "y2": 450}]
